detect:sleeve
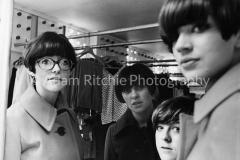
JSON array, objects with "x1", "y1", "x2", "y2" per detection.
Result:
[
  {"x1": 4, "y1": 116, "x2": 21, "y2": 160},
  {"x1": 104, "y1": 125, "x2": 118, "y2": 160}
]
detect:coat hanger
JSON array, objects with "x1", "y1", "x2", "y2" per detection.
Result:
[
  {"x1": 13, "y1": 57, "x2": 24, "y2": 68},
  {"x1": 78, "y1": 46, "x2": 105, "y2": 66}
]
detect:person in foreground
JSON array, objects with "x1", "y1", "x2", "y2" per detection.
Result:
[
  {"x1": 5, "y1": 32, "x2": 84, "y2": 160},
  {"x1": 104, "y1": 64, "x2": 160, "y2": 160},
  {"x1": 152, "y1": 96, "x2": 194, "y2": 160},
  {"x1": 158, "y1": 0, "x2": 240, "y2": 159}
]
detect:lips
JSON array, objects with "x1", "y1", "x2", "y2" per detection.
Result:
[
  {"x1": 180, "y1": 58, "x2": 199, "y2": 69},
  {"x1": 132, "y1": 101, "x2": 142, "y2": 105},
  {"x1": 161, "y1": 146, "x2": 172, "y2": 150},
  {"x1": 48, "y1": 77, "x2": 62, "y2": 81},
  {"x1": 180, "y1": 57, "x2": 198, "y2": 64}
]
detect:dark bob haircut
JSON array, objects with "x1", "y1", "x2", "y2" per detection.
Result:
[
  {"x1": 23, "y1": 31, "x2": 77, "y2": 73},
  {"x1": 152, "y1": 96, "x2": 194, "y2": 130},
  {"x1": 115, "y1": 63, "x2": 156, "y2": 103},
  {"x1": 159, "y1": 0, "x2": 240, "y2": 52}
]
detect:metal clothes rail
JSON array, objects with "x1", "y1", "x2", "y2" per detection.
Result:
[
  {"x1": 14, "y1": 38, "x2": 163, "y2": 48},
  {"x1": 147, "y1": 64, "x2": 178, "y2": 67},
  {"x1": 14, "y1": 23, "x2": 161, "y2": 47},
  {"x1": 74, "y1": 39, "x2": 163, "y2": 50},
  {"x1": 125, "y1": 59, "x2": 176, "y2": 64},
  {"x1": 68, "y1": 23, "x2": 159, "y2": 39}
]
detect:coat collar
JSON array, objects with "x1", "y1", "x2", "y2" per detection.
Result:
[
  {"x1": 114, "y1": 109, "x2": 139, "y2": 137},
  {"x1": 194, "y1": 63, "x2": 240, "y2": 123},
  {"x1": 20, "y1": 85, "x2": 69, "y2": 132},
  {"x1": 114, "y1": 109, "x2": 152, "y2": 137}
]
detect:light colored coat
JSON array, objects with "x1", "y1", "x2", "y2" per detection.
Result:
[
  {"x1": 178, "y1": 62, "x2": 240, "y2": 160},
  {"x1": 5, "y1": 85, "x2": 84, "y2": 160}
]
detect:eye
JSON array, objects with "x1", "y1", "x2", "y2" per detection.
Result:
[
  {"x1": 122, "y1": 89, "x2": 131, "y2": 94},
  {"x1": 40, "y1": 59, "x2": 52, "y2": 65},
  {"x1": 171, "y1": 127, "x2": 180, "y2": 133},
  {"x1": 60, "y1": 59, "x2": 71, "y2": 66},
  {"x1": 192, "y1": 23, "x2": 210, "y2": 33},
  {"x1": 122, "y1": 87, "x2": 131, "y2": 94},
  {"x1": 156, "y1": 125, "x2": 163, "y2": 131}
]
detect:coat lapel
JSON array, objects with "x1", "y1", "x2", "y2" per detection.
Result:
[{"x1": 20, "y1": 85, "x2": 57, "y2": 132}]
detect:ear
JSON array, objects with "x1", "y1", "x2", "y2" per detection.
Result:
[{"x1": 26, "y1": 69, "x2": 36, "y2": 77}]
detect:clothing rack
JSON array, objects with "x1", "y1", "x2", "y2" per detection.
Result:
[
  {"x1": 67, "y1": 23, "x2": 159, "y2": 39},
  {"x1": 147, "y1": 64, "x2": 178, "y2": 67},
  {"x1": 14, "y1": 23, "x2": 161, "y2": 47},
  {"x1": 125, "y1": 59, "x2": 176, "y2": 64},
  {"x1": 14, "y1": 38, "x2": 163, "y2": 48}
]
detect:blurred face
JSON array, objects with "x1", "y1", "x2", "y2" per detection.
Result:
[
  {"x1": 34, "y1": 56, "x2": 72, "y2": 95},
  {"x1": 121, "y1": 86, "x2": 153, "y2": 113},
  {"x1": 155, "y1": 123, "x2": 180, "y2": 160},
  {"x1": 172, "y1": 16, "x2": 240, "y2": 89}
]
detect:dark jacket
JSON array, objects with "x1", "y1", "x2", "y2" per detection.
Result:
[{"x1": 104, "y1": 109, "x2": 160, "y2": 160}]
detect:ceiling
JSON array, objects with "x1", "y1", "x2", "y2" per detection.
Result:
[{"x1": 12, "y1": 0, "x2": 173, "y2": 59}]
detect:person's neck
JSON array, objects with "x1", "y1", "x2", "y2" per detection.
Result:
[
  {"x1": 35, "y1": 86, "x2": 59, "y2": 106},
  {"x1": 132, "y1": 103, "x2": 154, "y2": 128}
]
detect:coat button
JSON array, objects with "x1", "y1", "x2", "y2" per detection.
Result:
[{"x1": 56, "y1": 127, "x2": 66, "y2": 136}]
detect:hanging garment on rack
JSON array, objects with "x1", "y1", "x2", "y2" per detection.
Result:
[
  {"x1": 8, "y1": 67, "x2": 17, "y2": 108},
  {"x1": 11, "y1": 65, "x2": 31, "y2": 105},
  {"x1": 93, "y1": 114, "x2": 115, "y2": 160},
  {"x1": 65, "y1": 59, "x2": 103, "y2": 112},
  {"x1": 101, "y1": 65, "x2": 127, "y2": 124},
  {"x1": 173, "y1": 88, "x2": 184, "y2": 97},
  {"x1": 82, "y1": 123, "x2": 96, "y2": 159},
  {"x1": 8, "y1": 57, "x2": 24, "y2": 107},
  {"x1": 155, "y1": 74, "x2": 174, "y2": 100},
  {"x1": 78, "y1": 46, "x2": 105, "y2": 66}
]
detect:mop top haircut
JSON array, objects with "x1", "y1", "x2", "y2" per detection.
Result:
[
  {"x1": 23, "y1": 31, "x2": 77, "y2": 73},
  {"x1": 159, "y1": 0, "x2": 240, "y2": 52},
  {"x1": 115, "y1": 63, "x2": 156, "y2": 103},
  {"x1": 152, "y1": 96, "x2": 194, "y2": 131}
]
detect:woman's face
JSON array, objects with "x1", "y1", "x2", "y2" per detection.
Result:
[
  {"x1": 155, "y1": 123, "x2": 180, "y2": 160},
  {"x1": 34, "y1": 55, "x2": 72, "y2": 95},
  {"x1": 172, "y1": 16, "x2": 240, "y2": 89},
  {"x1": 121, "y1": 86, "x2": 153, "y2": 113}
]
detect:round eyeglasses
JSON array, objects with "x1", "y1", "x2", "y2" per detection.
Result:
[{"x1": 36, "y1": 58, "x2": 73, "y2": 71}]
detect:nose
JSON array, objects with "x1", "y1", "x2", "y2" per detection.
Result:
[
  {"x1": 162, "y1": 130, "x2": 171, "y2": 143},
  {"x1": 173, "y1": 33, "x2": 192, "y2": 54},
  {"x1": 51, "y1": 63, "x2": 61, "y2": 73},
  {"x1": 131, "y1": 89, "x2": 139, "y2": 99}
]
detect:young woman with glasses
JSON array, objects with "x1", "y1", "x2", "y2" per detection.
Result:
[{"x1": 5, "y1": 32, "x2": 84, "y2": 160}]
